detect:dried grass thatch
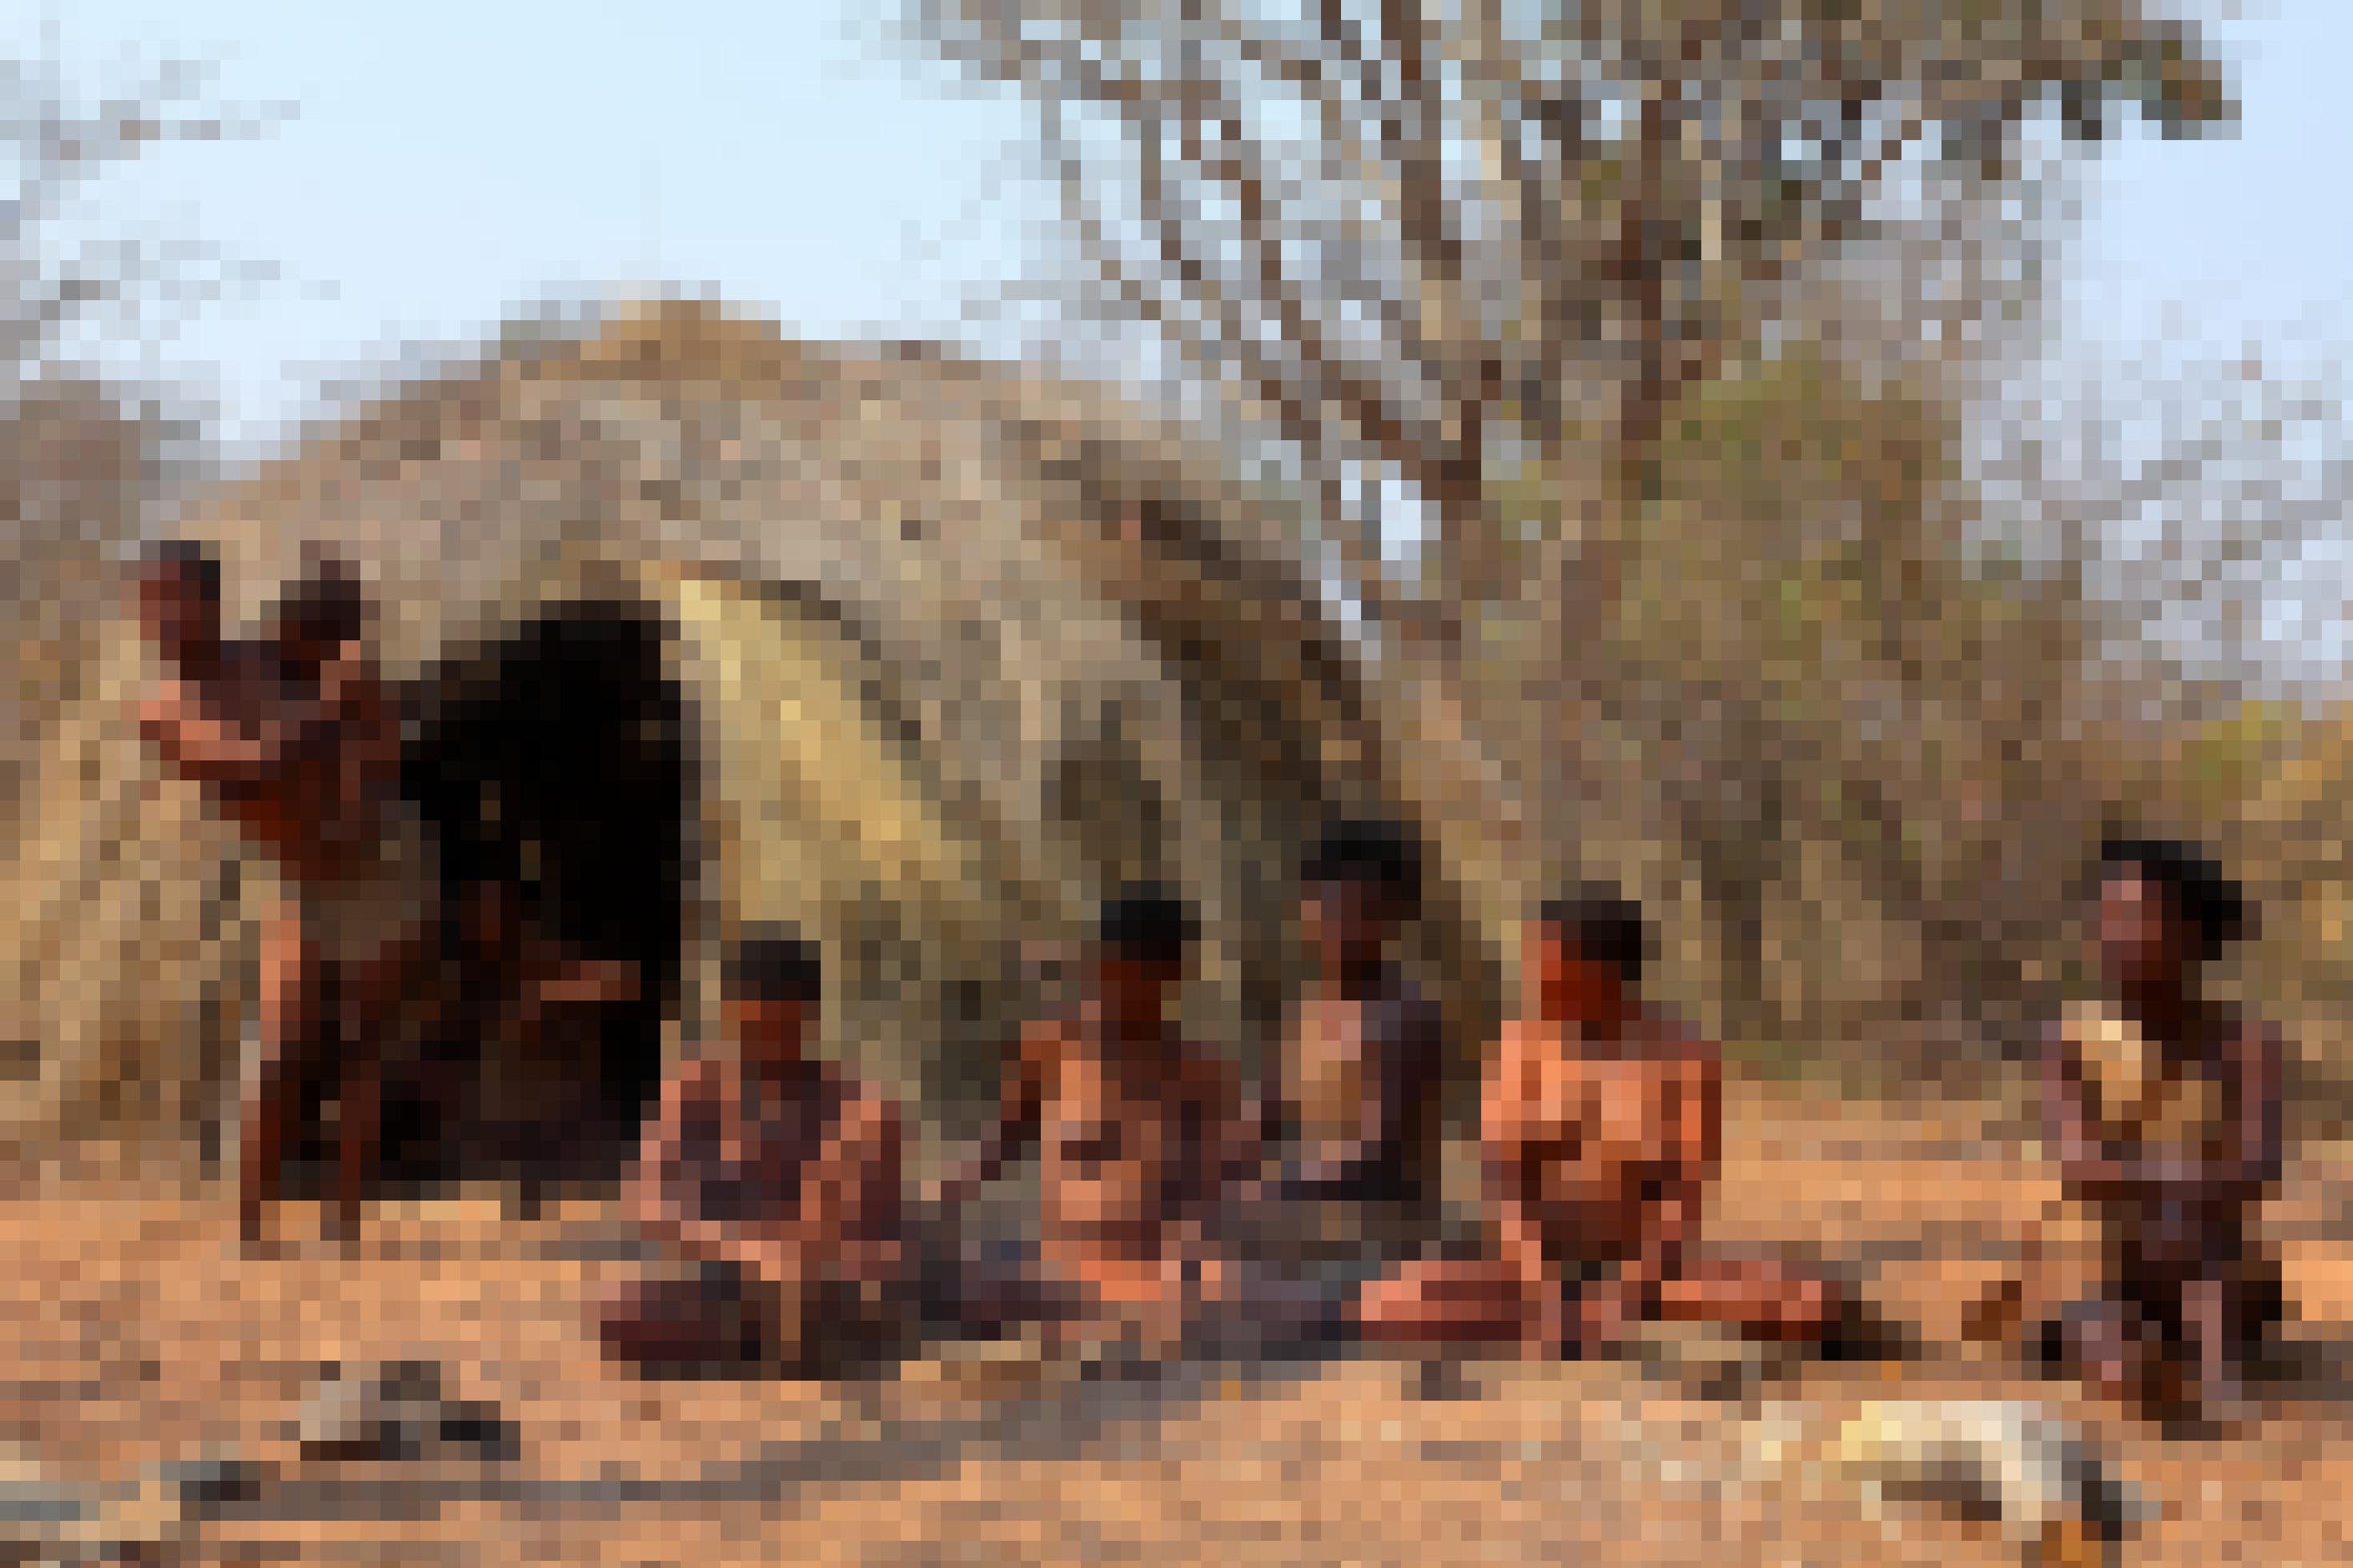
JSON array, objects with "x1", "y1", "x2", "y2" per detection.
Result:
[{"x1": 0, "y1": 300, "x2": 1519, "y2": 1161}]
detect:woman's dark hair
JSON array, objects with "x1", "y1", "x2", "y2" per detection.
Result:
[
  {"x1": 275, "y1": 556, "x2": 367, "y2": 649},
  {"x1": 1098, "y1": 884, "x2": 1197, "y2": 966},
  {"x1": 1535, "y1": 885, "x2": 1653, "y2": 984},
  {"x1": 2095, "y1": 834, "x2": 2251, "y2": 958},
  {"x1": 140, "y1": 539, "x2": 221, "y2": 600},
  {"x1": 1301, "y1": 818, "x2": 1423, "y2": 913},
  {"x1": 724, "y1": 927, "x2": 824, "y2": 1004}
]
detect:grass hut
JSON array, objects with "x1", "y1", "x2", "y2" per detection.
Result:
[{"x1": 0, "y1": 299, "x2": 1520, "y2": 1181}]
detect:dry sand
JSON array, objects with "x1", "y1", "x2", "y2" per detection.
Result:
[{"x1": 2, "y1": 1083, "x2": 2348, "y2": 1566}]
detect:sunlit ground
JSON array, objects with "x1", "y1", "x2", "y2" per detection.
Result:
[{"x1": 5, "y1": 1081, "x2": 2349, "y2": 1566}]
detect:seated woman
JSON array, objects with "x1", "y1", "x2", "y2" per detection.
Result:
[
  {"x1": 598, "y1": 931, "x2": 908, "y2": 1378},
  {"x1": 2038, "y1": 836, "x2": 2285, "y2": 1428},
  {"x1": 1249, "y1": 821, "x2": 1448, "y2": 1309},
  {"x1": 928, "y1": 889, "x2": 1267, "y2": 1357},
  {"x1": 1357, "y1": 889, "x2": 1849, "y2": 1357}
]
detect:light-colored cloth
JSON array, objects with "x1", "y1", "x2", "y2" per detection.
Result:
[
  {"x1": 2060, "y1": 1003, "x2": 2227, "y2": 1161},
  {"x1": 1281, "y1": 979, "x2": 1444, "y2": 1204},
  {"x1": 235, "y1": 809, "x2": 445, "y2": 1103}
]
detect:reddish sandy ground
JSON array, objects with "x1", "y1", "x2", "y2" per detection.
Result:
[{"x1": 4, "y1": 1081, "x2": 2351, "y2": 1566}]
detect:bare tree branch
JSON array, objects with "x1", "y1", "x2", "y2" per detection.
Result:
[{"x1": 2, "y1": 41, "x2": 285, "y2": 390}]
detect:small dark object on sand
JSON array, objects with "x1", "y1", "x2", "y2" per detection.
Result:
[{"x1": 297, "y1": 1361, "x2": 518, "y2": 1464}]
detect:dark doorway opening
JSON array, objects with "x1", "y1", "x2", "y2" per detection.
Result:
[{"x1": 392, "y1": 600, "x2": 691, "y2": 1189}]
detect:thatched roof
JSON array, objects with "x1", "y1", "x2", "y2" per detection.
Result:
[{"x1": 0, "y1": 300, "x2": 1523, "y2": 1156}]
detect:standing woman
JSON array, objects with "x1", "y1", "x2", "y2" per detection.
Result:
[{"x1": 2041, "y1": 836, "x2": 2285, "y2": 1428}]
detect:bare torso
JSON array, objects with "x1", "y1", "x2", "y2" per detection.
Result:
[
  {"x1": 1022, "y1": 1021, "x2": 1238, "y2": 1286},
  {"x1": 1361, "y1": 1014, "x2": 1837, "y2": 1350},
  {"x1": 282, "y1": 655, "x2": 409, "y2": 885},
  {"x1": 673, "y1": 1059, "x2": 851, "y2": 1229},
  {"x1": 144, "y1": 636, "x2": 408, "y2": 888},
  {"x1": 1495, "y1": 1018, "x2": 1713, "y2": 1266},
  {"x1": 145, "y1": 641, "x2": 295, "y2": 854}
]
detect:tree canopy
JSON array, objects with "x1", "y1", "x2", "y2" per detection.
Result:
[
  {"x1": 908, "y1": 0, "x2": 2230, "y2": 644},
  {"x1": 905, "y1": 0, "x2": 2235, "y2": 1075}
]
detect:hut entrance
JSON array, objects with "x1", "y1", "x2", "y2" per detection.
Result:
[{"x1": 394, "y1": 600, "x2": 690, "y2": 1189}]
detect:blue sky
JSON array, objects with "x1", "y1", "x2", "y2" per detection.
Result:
[
  {"x1": 2068, "y1": 1, "x2": 2353, "y2": 365},
  {"x1": 17, "y1": 0, "x2": 2347, "y2": 450},
  {"x1": 19, "y1": 1, "x2": 1041, "y2": 446}
]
